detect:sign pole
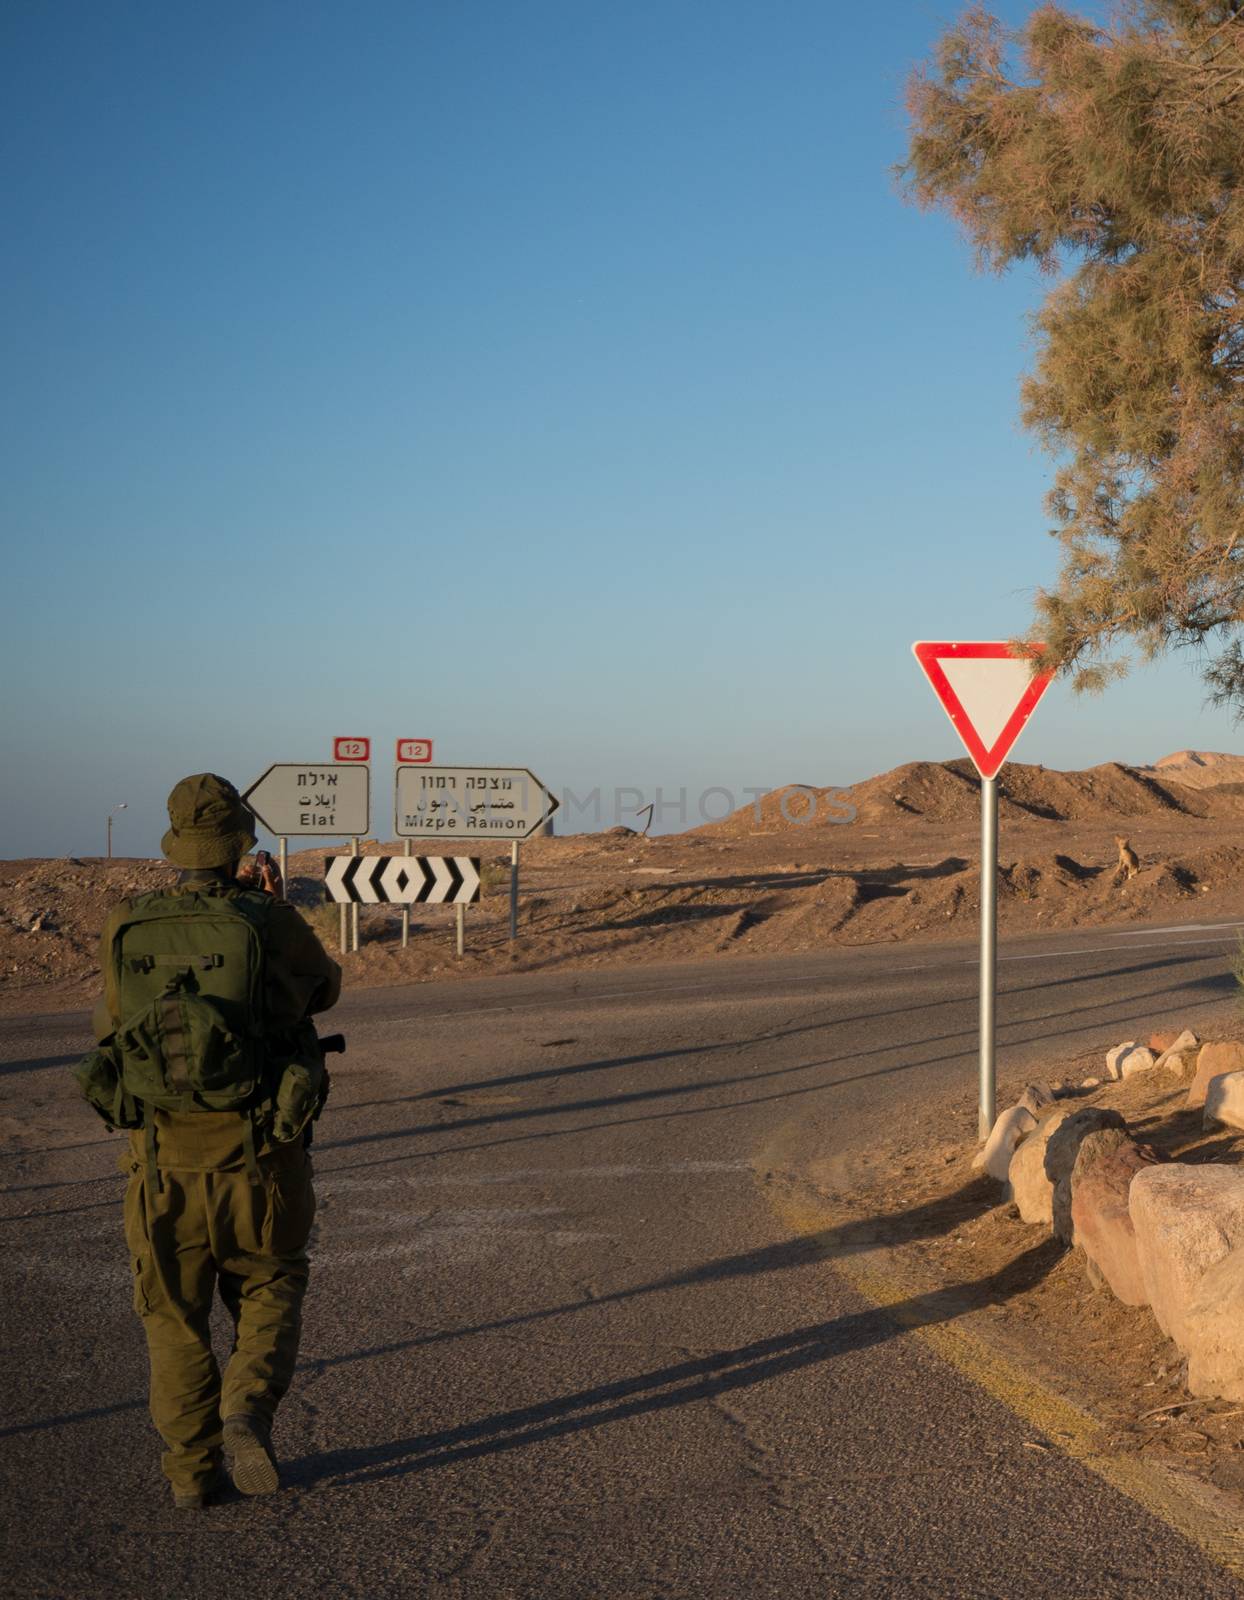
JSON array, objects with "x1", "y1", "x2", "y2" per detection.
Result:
[
  {"x1": 401, "y1": 838, "x2": 411, "y2": 949},
  {"x1": 510, "y1": 841, "x2": 519, "y2": 940},
  {"x1": 350, "y1": 837, "x2": 360, "y2": 953},
  {"x1": 278, "y1": 837, "x2": 288, "y2": 899},
  {"x1": 911, "y1": 642, "x2": 1054, "y2": 1142},
  {"x1": 979, "y1": 775, "x2": 998, "y2": 1140},
  {"x1": 456, "y1": 901, "x2": 465, "y2": 958}
]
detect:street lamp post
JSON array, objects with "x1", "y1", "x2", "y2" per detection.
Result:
[{"x1": 107, "y1": 803, "x2": 127, "y2": 860}]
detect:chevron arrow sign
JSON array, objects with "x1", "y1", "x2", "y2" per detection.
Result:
[{"x1": 323, "y1": 856, "x2": 481, "y2": 905}]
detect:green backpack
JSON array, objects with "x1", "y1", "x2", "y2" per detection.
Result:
[
  {"x1": 75, "y1": 886, "x2": 326, "y2": 1158},
  {"x1": 110, "y1": 886, "x2": 272, "y2": 1113}
]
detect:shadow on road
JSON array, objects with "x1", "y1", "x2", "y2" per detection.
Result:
[
  {"x1": 339, "y1": 950, "x2": 1234, "y2": 1113},
  {"x1": 316, "y1": 964, "x2": 1234, "y2": 1169},
  {"x1": 0, "y1": 1052, "x2": 83, "y2": 1077},
  {"x1": 5, "y1": 959, "x2": 1230, "y2": 1207},
  {"x1": 0, "y1": 1175, "x2": 1025, "y2": 1444},
  {"x1": 0, "y1": 1136, "x2": 115, "y2": 1163},
  {"x1": 287, "y1": 1240, "x2": 1058, "y2": 1488}
]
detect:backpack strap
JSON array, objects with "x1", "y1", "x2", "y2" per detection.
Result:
[
  {"x1": 153, "y1": 978, "x2": 197, "y2": 1100},
  {"x1": 127, "y1": 953, "x2": 223, "y2": 973},
  {"x1": 241, "y1": 1110, "x2": 261, "y2": 1185},
  {"x1": 143, "y1": 1106, "x2": 162, "y2": 1192}
]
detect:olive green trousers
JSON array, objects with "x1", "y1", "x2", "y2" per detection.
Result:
[{"x1": 122, "y1": 1130, "x2": 315, "y2": 1495}]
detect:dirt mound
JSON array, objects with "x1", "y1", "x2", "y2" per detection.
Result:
[
  {"x1": 1000, "y1": 761, "x2": 1209, "y2": 821},
  {"x1": 0, "y1": 857, "x2": 176, "y2": 995},
  {"x1": 850, "y1": 762, "x2": 985, "y2": 825},
  {"x1": 1001, "y1": 854, "x2": 1104, "y2": 900},
  {"x1": 699, "y1": 759, "x2": 1234, "y2": 834}
]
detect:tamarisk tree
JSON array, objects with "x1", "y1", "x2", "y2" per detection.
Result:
[{"x1": 903, "y1": 1, "x2": 1244, "y2": 704}]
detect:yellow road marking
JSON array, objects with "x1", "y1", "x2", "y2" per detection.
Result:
[{"x1": 761, "y1": 1179, "x2": 1244, "y2": 1580}]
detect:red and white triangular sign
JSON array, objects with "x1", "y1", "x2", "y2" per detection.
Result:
[{"x1": 913, "y1": 641, "x2": 1053, "y2": 780}]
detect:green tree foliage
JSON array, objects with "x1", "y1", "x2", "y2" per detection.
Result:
[{"x1": 903, "y1": 1, "x2": 1244, "y2": 702}]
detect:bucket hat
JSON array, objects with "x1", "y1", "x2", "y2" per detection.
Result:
[{"x1": 161, "y1": 773, "x2": 257, "y2": 868}]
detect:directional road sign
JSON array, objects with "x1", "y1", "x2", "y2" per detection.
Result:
[
  {"x1": 324, "y1": 855, "x2": 481, "y2": 904},
  {"x1": 395, "y1": 766, "x2": 559, "y2": 840},
  {"x1": 243, "y1": 764, "x2": 370, "y2": 837},
  {"x1": 912, "y1": 641, "x2": 1053, "y2": 780}
]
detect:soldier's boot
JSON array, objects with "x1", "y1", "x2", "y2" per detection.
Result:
[
  {"x1": 223, "y1": 1414, "x2": 279, "y2": 1496},
  {"x1": 173, "y1": 1467, "x2": 229, "y2": 1511}
]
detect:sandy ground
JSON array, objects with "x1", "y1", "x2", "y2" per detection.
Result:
[{"x1": 5, "y1": 752, "x2": 1244, "y2": 1017}]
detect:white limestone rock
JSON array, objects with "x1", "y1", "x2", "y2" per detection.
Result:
[
  {"x1": 1129, "y1": 1164, "x2": 1244, "y2": 1347},
  {"x1": 972, "y1": 1104, "x2": 1038, "y2": 1183},
  {"x1": 1204, "y1": 1071, "x2": 1244, "y2": 1133},
  {"x1": 1120, "y1": 1046, "x2": 1157, "y2": 1079},
  {"x1": 1007, "y1": 1109, "x2": 1070, "y2": 1226},
  {"x1": 1184, "y1": 1246, "x2": 1244, "y2": 1403},
  {"x1": 1154, "y1": 1029, "x2": 1199, "y2": 1073}
]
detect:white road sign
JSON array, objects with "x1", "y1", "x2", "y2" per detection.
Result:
[
  {"x1": 243, "y1": 764, "x2": 370, "y2": 837},
  {"x1": 395, "y1": 765, "x2": 559, "y2": 840},
  {"x1": 912, "y1": 641, "x2": 1053, "y2": 780}
]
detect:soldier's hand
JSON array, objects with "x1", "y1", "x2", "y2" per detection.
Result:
[
  {"x1": 237, "y1": 855, "x2": 284, "y2": 897},
  {"x1": 259, "y1": 859, "x2": 284, "y2": 898}
]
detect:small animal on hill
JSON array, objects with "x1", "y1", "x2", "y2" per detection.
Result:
[{"x1": 1114, "y1": 835, "x2": 1140, "y2": 881}]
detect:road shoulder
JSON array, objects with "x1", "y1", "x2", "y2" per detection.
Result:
[{"x1": 755, "y1": 1069, "x2": 1244, "y2": 1584}]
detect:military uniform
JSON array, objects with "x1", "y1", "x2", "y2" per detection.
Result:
[{"x1": 84, "y1": 775, "x2": 340, "y2": 1506}]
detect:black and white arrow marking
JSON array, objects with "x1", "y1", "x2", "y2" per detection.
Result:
[{"x1": 324, "y1": 856, "x2": 481, "y2": 905}]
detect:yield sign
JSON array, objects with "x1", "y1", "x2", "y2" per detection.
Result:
[{"x1": 912, "y1": 641, "x2": 1053, "y2": 780}]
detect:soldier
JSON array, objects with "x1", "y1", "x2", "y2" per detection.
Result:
[{"x1": 75, "y1": 774, "x2": 341, "y2": 1509}]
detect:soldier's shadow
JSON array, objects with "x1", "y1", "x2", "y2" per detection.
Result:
[{"x1": 286, "y1": 1242, "x2": 1057, "y2": 1490}]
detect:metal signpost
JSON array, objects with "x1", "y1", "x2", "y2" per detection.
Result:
[
  {"x1": 912, "y1": 642, "x2": 1053, "y2": 1140},
  {"x1": 243, "y1": 763, "x2": 371, "y2": 956},
  {"x1": 394, "y1": 765, "x2": 559, "y2": 943},
  {"x1": 106, "y1": 802, "x2": 127, "y2": 859},
  {"x1": 395, "y1": 739, "x2": 433, "y2": 946},
  {"x1": 333, "y1": 741, "x2": 371, "y2": 953}
]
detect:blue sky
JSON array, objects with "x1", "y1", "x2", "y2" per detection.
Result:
[{"x1": 3, "y1": 0, "x2": 1237, "y2": 856}]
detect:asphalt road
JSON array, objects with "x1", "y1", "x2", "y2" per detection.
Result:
[{"x1": 4, "y1": 917, "x2": 1244, "y2": 1598}]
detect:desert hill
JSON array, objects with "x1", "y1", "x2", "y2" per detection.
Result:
[
  {"x1": 1155, "y1": 749, "x2": 1238, "y2": 768},
  {"x1": 6, "y1": 750, "x2": 1244, "y2": 1013},
  {"x1": 1149, "y1": 750, "x2": 1244, "y2": 789},
  {"x1": 699, "y1": 758, "x2": 1244, "y2": 836}
]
